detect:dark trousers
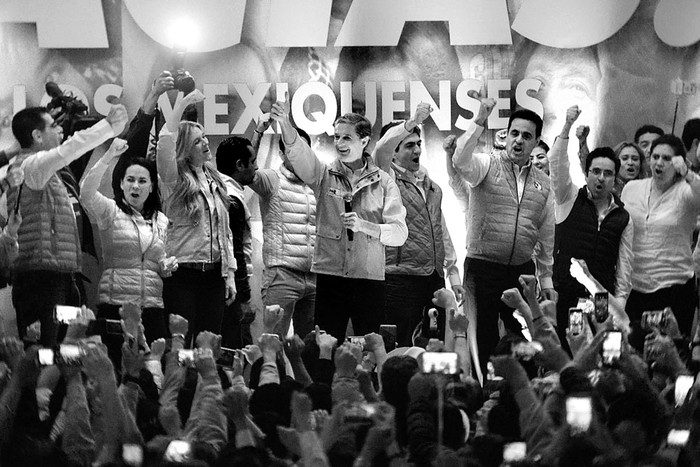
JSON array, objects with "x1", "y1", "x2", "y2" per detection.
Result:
[
  {"x1": 384, "y1": 270, "x2": 446, "y2": 347},
  {"x1": 96, "y1": 303, "x2": 167, "y2": 370},
  {"x1": 221, "y1": 299, "x2": 254, "y2": 349},
  {"x1": 314, "y1": 273, "x2": 385, "y2": 343},
  {"x1": 466, "y1": 258, "x2": 534, "y2": 374},
  {"x1": 12, "y1": 270, "x2": 83, "y2": 346},
  {"x1": 625, "y1": 277, "x2": 697, "y2": 337},
  {"x1": 163, "y1": 266, "x2": 226, "y2": 346}
]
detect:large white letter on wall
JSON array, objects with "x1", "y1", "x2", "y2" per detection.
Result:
[
  {"x1": 267, "y1": 0, "x2": 332, "y2": 47},
  {"x1": 0, "y1": 0, "x2": 108, "y2": 48},
  {"x1": 512, "y1": 0, "x2": 639, "y2": 48},
  {"x1": 335, "y1": 0, "x2": 511, "y2": 47},
  {"x1": 123, "y1": 0, "x2": 245, "y2": 52}
]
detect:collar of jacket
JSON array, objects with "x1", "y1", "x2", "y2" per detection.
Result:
[
  {"x1": 329, "y1": 154, "x2": 382, "y2": 196},
  {"x1": 392, "y1": 163, "x2": 436, "y2": 193}
]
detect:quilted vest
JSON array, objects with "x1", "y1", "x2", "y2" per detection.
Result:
[
  {"x1": 467, "y1": 155, "x2": 551, "y2": 266},
  {"x1": 8, "y1": 174, "x2": 80, "y2": 273},
  {"x1": 385, "y1": 168, "x2": 445, "y2": 276},
  {"x1": 260, "y1": 166, "x2": 316, "y2": 272},
  {"x1": 98, "y1": 210, "x2": 169, "y2": 308},
  {"x1": 553, "y1": 187, "x2": 630, "y2": 294}
]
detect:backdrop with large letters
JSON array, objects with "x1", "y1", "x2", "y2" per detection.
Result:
[{"x1": 2, "y1": 0, "x2": 700, "y2": 309}]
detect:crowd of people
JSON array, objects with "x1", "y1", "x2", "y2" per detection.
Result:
[{"x1": 1, "y1": 70, "x2": 700, "y2": 466}]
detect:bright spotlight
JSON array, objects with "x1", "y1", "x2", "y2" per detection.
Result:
[{"x1": 168, "y1": 17, "x2": 199, "y2": 51}]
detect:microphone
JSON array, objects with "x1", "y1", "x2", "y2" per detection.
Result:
[
  {"x1": 45, "y1": 81, "x2": 64, "y2": 99},
  {"x1": 343, "y1": 195, "x2": 353, "y2": 241}
]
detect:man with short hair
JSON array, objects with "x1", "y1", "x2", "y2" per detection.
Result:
[
  {"x1": 249, "y1": 119, "x2": 317, "y2": 339},
  {"x1": 451, "y1": 98, "x2": 555, "y2": 373},
  {"x1": 634, "y1": 124, "x2": 664, "y2": 173},
  {"x1": 216, "y1": 136, "x2": 256, "y2": 348},
  {"x1": 549, "y1": 106, "x2": 633, "y2": 352},
  {"x1": 372, "y1": 103, "x2": 463, "y2": 346},
  {"x1": 8, "y1": 105, "x2": 127, "y2": 345}
]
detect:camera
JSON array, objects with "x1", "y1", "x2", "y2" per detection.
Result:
[
  {"x1": 420, "y1": 351, "x2": 459, "y2": 375},
  {"x1": 171, "y1": 48, "x2": 195, "y2": 94}
]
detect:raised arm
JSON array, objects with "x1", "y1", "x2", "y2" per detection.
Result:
[
  {"x1": 371, "y1": 102, "x2": 432, "y2": 173},
  {"x1": 23, "y1": 105, "x2": 127, "y2": 190},
  {"x1": 156, "y1": 90, "x2": 205, "y2": 197},
  {"x1": 80, "y1": 138, "x2": 128, "y2": 229},
  {"x1": 270, "y1": 98, "x2": 325, "y2": 193},
  {"x1": 549, "y1": 106, "x2": 581, "y2": 206},
  {"x1": 576, "y1": 125, "x2": 591, "y2": 173},
  {"x1": 251, "y1": 113, "x2": 272, "y2": 154},
  {"x1": 451, "y1": 95, "x2": 496, "y2": 187}
]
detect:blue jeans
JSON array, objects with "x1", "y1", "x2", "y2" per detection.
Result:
[{"x1": 262, "y1": 266, "x2": 316, "y2": 339}]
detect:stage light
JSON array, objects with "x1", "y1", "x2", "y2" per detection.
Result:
[{"x1": 168, "y1": 17, "x2": 199, "y2": 51}]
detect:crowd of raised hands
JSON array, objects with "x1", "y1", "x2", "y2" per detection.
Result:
[{"x1": 0, "y1": 275, "x2": 698, "y2": 467}]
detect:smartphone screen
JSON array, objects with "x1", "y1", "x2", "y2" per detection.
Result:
[
  {"x1": 178, "y1": 349, "x2": 194, "y2": 366},
  {"x1": 37, "y1": 348, "x2": 55, "y2": 366},
  {"x1": 58, "y1": 344, "x2": 83, "y2": 366},
  {"x1": 379, "y1": 324, "x2": 397, "y2": 351},
  {"x1": 421, "y1": 352, "x2": 459, "y2": 374},
  {"x1": 641, "y1": 310, "x2": 666, "y2": 331},
  {"x1": 593, "y1": 292, "x2": 609, "y2": 323},
  {"x1": 601, "y1": 331, "x2": 622, "y2": 365},
  {"x1": 346, "y1": 336, "x2": 365, "y2": 350},
  {"x1": 122, "y1": 443, "x2": 143, "y2": 466},
  {"x1": 503, "y1": 441, "x2": 527, "y2": 463},
  {"x1": 568, "y1": 308, "x2": 584, "y2": 336},
  {"x1": 105, "y1": 319, "x2": 122, "y2": 335},
  {"x1": 675, "y1": 374, "x2": 695, "y2": 407},
  {"x1": 54, "y1": 305, "x2": 82, "y2": 324},
  {"x1": 667, "y1": 429, "x2": 690, "y2": 447},
  {"x1": 164, "y1": 440, "x2": 191, "y2": 462},
  {"x1": 217, "y1": 347, "x2": 237, "y2": 368},
  {"x1": 566, "y1": 396, "x2": 592, "y2": 434}
]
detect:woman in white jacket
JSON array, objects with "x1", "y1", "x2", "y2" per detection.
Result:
[{"x1": 80, "y1": 138, "x2": 176, "y2": 342}]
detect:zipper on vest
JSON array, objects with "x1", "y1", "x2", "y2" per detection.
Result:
[{"x1": 507, "y1": 166, "x2": 529, "y2": 265}]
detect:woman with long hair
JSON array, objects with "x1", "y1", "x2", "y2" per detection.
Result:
[
  {"x1": 612, "y1": 141, "x2": 646, "y2": 196},
  {"x1": 621, "y1": 134, "x2": 700, "y2": 335},
  {"x1": 80, "y1": 138, "x2": 175, "y2": 342},
  {"x1": 157, "y1": 91, "x2": 236, "y2": 343}
]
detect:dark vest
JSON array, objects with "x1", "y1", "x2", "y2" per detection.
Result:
[
  {"x1": 553, "y1": 187, "x2": 630, "y2": 294},
  {"x1": 385, "y1": 169, "x2": 445, "y2": 276}
]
